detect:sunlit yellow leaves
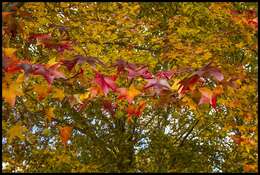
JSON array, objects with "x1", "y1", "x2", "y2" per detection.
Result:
[
  {"x1": 59, "y1": 126, "x2": 73, "y2": 146},
  {"x1": 47, "y1": 57, "x2": 59, "y2": 66},
  {"x1": 79, "y1": 92, "x2": 91, "y2": 101},
  {"x1": 182, "y1": 96, "x2": 197, "y2": 110},
  {"x1": 202, "y1": 52, "x2": 212, "y2": 60},
  {"x1": 2, "y1": 74, "x2": 24, "y2": 107},
  {"x1": 171, "y1": 79, "x2": 181, "y2": 91},
  {"x1": 7, "y1": 122, "x2": 28, "y2": 142}
]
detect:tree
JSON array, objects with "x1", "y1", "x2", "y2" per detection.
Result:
[{"x1": 2, "y1": 2, "x2": 258, "y2": 173}]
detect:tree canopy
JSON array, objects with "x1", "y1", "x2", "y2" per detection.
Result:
[{"x1": 2, "y1": 2, "x2": 258, "y2": 173}]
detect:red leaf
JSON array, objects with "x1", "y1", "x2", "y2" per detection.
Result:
[
  {"x1": 208, "y1": 68, "x2": 224, "y2": 81},
  {"x1": 144, "y1": 78, "x2": 171, "y2": 95},
  {"x1": 28, "y1": 33, "x2": 51, "y2": 41},
  {"x1": 94, "y1": 72, "x2": 117, "y2": 95},
  {"x1": 32, "y1": 63, "x2": 65, "y2": 85},
  {"x1": 126, "y1": 66, "x2": 153, "y2": 80},
  {"x1": 61, "y1": 59, "x2": 78, "y2": 71},
  {"x1": 178, "y1": 75, "x2": 200, "y2": 95},
  {"x1": 156, "y1": 70, "x2": 175, "y2": 80},
  {"x1": 42, "y1": 41, "x2": 73, "y2": 53},
  {"x1": 102, "y1": 100, "x2": 117, "y2": 116},
  {"x1": 62, "y1": 55, "x2": 105, "y2": 71},
  {"x1": 198, "y1": 87, "x2": 217, "y2": 109}
]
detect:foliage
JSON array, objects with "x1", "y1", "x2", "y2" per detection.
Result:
[{"x1": 2, "y1": 2, "x2": 258, "y2": 173}]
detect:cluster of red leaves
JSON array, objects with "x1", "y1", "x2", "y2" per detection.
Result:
[
  {"x1": 178, "y1": 62, "x2": 223, "y2": 95},
  {"x1": 3, "y1": 32, "x2": 226, "y2": 119}
]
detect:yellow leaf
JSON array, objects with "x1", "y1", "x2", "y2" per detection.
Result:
[
  {"x1": 47, "y1": 57, "x2": 58, "y2": 66},
  {"x1": 79, "y1": 92, "x2": 90, "y2": 101},
  {"x1": 52, "y1": 88, "x2": 65, "y2": 100},
  {"x1": 203, "y1": 52, "x2": 212, "y2": 60},
  {"x1": 127, "y1": 85, "x2": 141, "y2": 102},
  {"x1": 171, "y1": 79, "x2": 181, "y2": 91},
  {"x1": 46, "y1": 107, "x2": 55, "y2": 122},
  {"x1": 182, "y1": 96, "x2": 197, "y2": 110},
  {"x1": 2, "y1": 74, "x2": 24, "y2": 107},
  {"x1": 7, "y1": 122, "x2": 28, "y2": 142}
]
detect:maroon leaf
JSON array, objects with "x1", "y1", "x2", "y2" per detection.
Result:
[
  {"x1": 113, "y1": 59, "x2": 129, "y2": 73},
  {"x1": 102, "y1": 100, "x2": 117, "y2": 116},
  {"x1": 76, "y1": 55, "x2": 105, "y2": 67},
  {"x1": 61, "y1": 55, "x2": 105, "y2": 71},
  {"x1": 61, "y1": 59, "x2": 78, "y2": 71},
  {"x1": 28, "y1": 33, "x2": 51, "y2": 41},
  {"x1": 178, "y1": 75, "x2": 200, "y2": 95},
  {"x1": 43, "y1": 41, "x2": 73, "y2": 53}
]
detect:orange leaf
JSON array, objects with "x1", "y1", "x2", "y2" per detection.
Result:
[
  {"x1": 117, "y1": 85, "x2": 141, "y2": 103},
  {"x1": 89, "y1": 86, "x2": 103, "y2": 97},
  {"x1": 213, "y1": 85, "x2": 223, "y2": 96},
  {"x1": 59, "y1": 126, "x2": 73, "y2": 146},
  {"x1": 33, "y1": 83, "x2": 51, "y2": 101},
  {"x1": 243, "y1": 163, "x2": 257, "y2": 172}
]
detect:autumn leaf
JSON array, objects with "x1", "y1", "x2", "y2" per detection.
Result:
[
  {"x1": 144, "y1": 78, "x2": 171, "y2": 94},
  {"x1": 243, "y1": 164, "x2": 257, "y2": 173},
  {"x1": 61, "y1": 55, "x2": 105, "y2": 71},
  {"x1": 7, "y1": 122, "x2": 28, "y2": 142},
  {"x1": 102, "y1": 99, "x2": 117, "y2": 116},
  {"x1": 117, "y1": 85, "x2": 141, "y2": 103},
  {"x1": 94, "y1": 72, "x2": 117, "y2": 95},
  {"x1": 33, "y1": 83, "x2": 51, "y2": 101},
  {"x1": 198, "y1": 87, "x2": 217, "y2": 109},
  {"x1": 32, "y1": 63, "x2": 66, "y2": 85},
  {"x1": 41, "y1": 40, "x2": 73, "y2": 53},
  {"x1": 52, "y1": 87, "x2": 65, "y2": 100},
  {"x1": 89, "y1": 86, "x2": 104, "y2": 97},
  {"x1": 126, "y1": 100, "x2": 146, "y2": 119},
  {"x1": 46, "y1": 107, "x2": 55, "y2": 122},
  {"x1": 28, "y1": 33, "x2": 51, "y2": 41},
  {"x1": 126, "y1": 66, "x2": 153, "y2": 80},
  {"x1": 2, "y1": 74, "x2": 24, "y2": 107},
  {"x1": 178, "y1": 75, "x2": 200, "y2": 95},
  {"x1": 79, "y1": 92, "x2": 91, "y2": 101},
  {"x1": 59, "y1": 126, "x2": 73, "y2": 146},
  {"x1": 171, "y1": 79, "x2": 181, "y2": 91},
  {"x1": 156, "y1": 70, "x2": 175, "y2": 80},
  {"x1": 207, "y1": 68, "x2": 224, "y2": 82}
]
